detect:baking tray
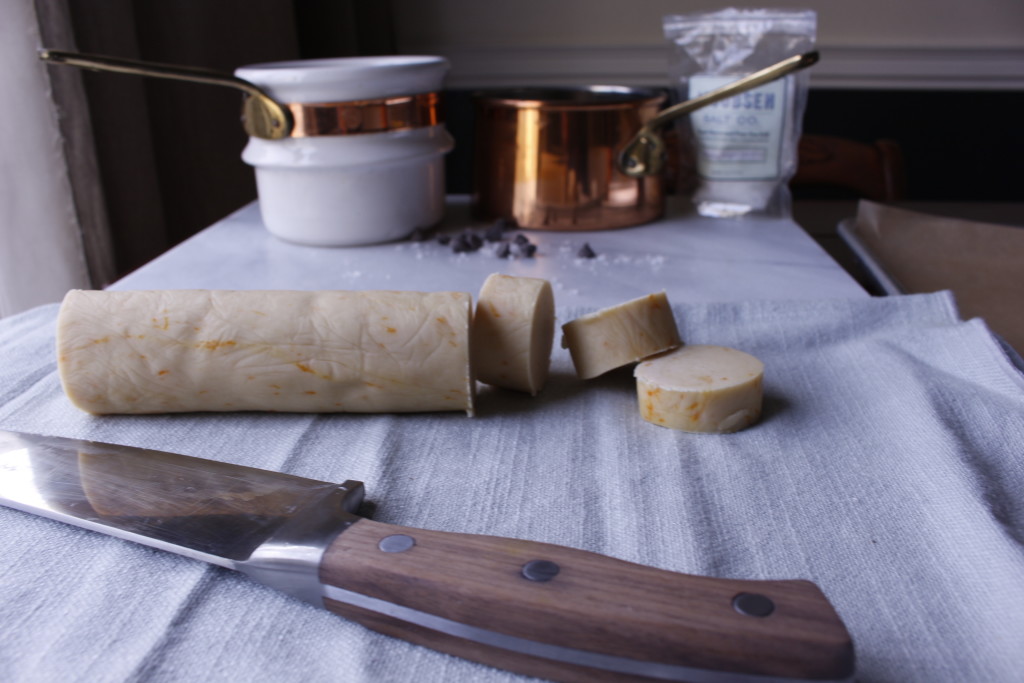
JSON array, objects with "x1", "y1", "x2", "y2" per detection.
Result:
[
  {"x1": 839, "y1": 215, "x2": 1024, "y2": 373},
  {"x1": 837, "y1": 217, "x2": 903, "y2": 295}
]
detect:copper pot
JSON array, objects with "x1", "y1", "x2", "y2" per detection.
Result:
[
  {"x1": 472, "y1": 52, "x2": 820, "y2": 231},
  {"x1": 473, "y1": 86, "x2": 666, "y2": 231}
]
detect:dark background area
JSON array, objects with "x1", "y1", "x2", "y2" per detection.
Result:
[
  {"x1": 53, "y1": 0, "x2": 1022, "y2": 282},
  {"x1": 801, "y1": 89, "x2": 1023, "y2": 202},
  {"x1": 440, "y1": 87, "x2": 1024, "y2": 202}
]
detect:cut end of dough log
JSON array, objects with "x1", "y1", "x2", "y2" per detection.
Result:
[
  {"x1": 561, "y1": 291, "x2": 681, "y2": 379},
  {"x1": 472, "y1": 274, "x2": 555, "y2": 395},
  {"x1": 634, "y1": 345, "x2": 764, "y2": 433}
]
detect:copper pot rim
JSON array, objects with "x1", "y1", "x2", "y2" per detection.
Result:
[{"x1": 474, "y1": 85, "x2": 667, "y2": 111}]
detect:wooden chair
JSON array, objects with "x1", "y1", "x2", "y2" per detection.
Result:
[{"x1": 791, "y1": 134, "x2": 907, "y2": 201}]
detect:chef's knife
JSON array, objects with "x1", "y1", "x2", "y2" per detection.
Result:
[{"x1": 0, "y1": 430, "x2": 854, "y2": 682}]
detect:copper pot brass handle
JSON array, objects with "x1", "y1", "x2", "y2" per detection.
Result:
[
  {"x1": 39, "y1": 49, "x2": 293, "y2": 140},
  {"x1": 617, "y1": 50, "x2": 820, "y2": 178}
]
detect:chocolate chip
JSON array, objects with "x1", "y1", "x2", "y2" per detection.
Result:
[
  {"x1": 577, "y1": 242, "x2": 596, "y2": 258},
  {"x1": 484, "y1": 220, "x2": 508, "y2": 242},
  {"x1": 518, "y1": 243, "x2": 537, "y2": 258},
  {"x1": 496, "y1": 242, "x2": 512, "y2": 259},
  {"x1": 513, "y1": 233, "x2": 530, "y2": 246},
  {"x1": 452, "y1": 232, "x2": 483, "y2": 254}
]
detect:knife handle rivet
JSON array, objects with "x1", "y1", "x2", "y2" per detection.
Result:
[
  {"x1": 378, "y1": 534, "x2": 416, "y2": 553},
  {"x1": 521, "y1": 559, "x2": 560, "y2": 582},
  {"x1": 732, "y1": 592, "x2": 775, "y2": 617}
]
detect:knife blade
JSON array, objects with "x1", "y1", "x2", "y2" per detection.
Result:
[{"x1": 0, "y1": 429, "x2": 854, "y2": 683}]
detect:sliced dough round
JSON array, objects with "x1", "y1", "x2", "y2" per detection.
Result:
[
  {"x1": 56, "y1": 289, "x2": 475, "y2": 415},
  {"x1": 472, "y1": 274, "x2": 555, "y2": 395},
  {"x1": 561, "y1": 292, "x2": 681, "y2": 380},
  {"x1": 634, "y1": 345, "x2": 764, "y2": 433}
]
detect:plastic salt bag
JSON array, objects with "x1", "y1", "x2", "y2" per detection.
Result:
[{"x1": 664, "y1": 9, "x2": 816, "y2": 218}]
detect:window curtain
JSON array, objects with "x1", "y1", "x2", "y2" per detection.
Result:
[{"x1": 0, "y1": 0, "x2": 92, "y2": 317}]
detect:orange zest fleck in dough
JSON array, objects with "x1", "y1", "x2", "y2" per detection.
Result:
[{"x1": 196, "y1": 340, "x2": 236, "y2": 351}]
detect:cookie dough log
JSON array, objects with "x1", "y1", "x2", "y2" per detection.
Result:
[
  {"x1": 635, "y1": 345, "x2": 764, "y2": 433},
  {"x1": 561, "y1": 292, "x2": 681, "y2": 379},
  {"x1": 471, "y1": 274, "x2": 555, "y2": 395},
  {"x1": 56, "y1": 289, "x2": 475, "y2": 415}
]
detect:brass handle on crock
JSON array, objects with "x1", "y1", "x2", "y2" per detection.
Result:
[
  {"x1": 617, "y1": 50, "x2": 820, "y2": 178},
  {"x1": 39, "y1": 49, "x2": 293, "y2": 140}
]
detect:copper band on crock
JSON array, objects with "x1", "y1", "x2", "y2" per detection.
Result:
[{"x1": 286, "y1": 91, "x2": 442, "y2": 137}]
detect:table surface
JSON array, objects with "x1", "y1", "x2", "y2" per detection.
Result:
[{"x1": 112, "y1": 198, "x2": 867, "y2": 305}]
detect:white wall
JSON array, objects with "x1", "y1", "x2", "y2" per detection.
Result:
[
  {"x1": 392, "y1": 0, "x2": 1024, "y2": 89},
  {"x1": 394, "y1": 0, "x2": 1024, "y2": 49}
]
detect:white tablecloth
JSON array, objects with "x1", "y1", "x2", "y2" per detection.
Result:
[{"x1": 2, "y1": 203, "x2": 1023, "y2": 682}]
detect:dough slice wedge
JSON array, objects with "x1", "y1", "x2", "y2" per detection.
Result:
[{"x1": 561, "y1": 292, "x2": 681, "y2": 379}]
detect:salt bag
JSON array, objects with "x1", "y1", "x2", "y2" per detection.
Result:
[{"x1": 663, "y1": 8, "x2": 817, "y2": 218}]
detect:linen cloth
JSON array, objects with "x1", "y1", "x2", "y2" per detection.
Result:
[{"x1": 1, "y1": 291, "x2": 1023, "y2": 682}]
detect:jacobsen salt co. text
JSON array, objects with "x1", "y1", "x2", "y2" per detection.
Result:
[{"x1": 707, "y1": 92, "x2": 777, "y2": 111}]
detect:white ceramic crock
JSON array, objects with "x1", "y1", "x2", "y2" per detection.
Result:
[{"x1": 235, "y1": 56, "x2": 453, "y2": 246}]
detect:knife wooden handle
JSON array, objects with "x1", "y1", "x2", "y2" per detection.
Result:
[{"x1": 319, "y1": 518, "x2": 853, "y2": 682}]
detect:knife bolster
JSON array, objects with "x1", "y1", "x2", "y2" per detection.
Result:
[{"x1": 239, "y1": 481, "x2": 364, "y2": 605}]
